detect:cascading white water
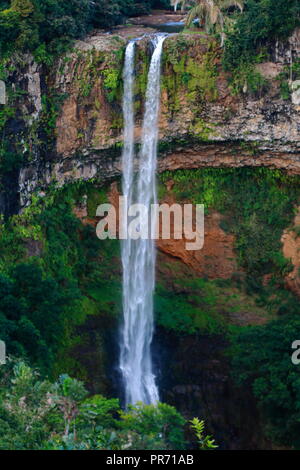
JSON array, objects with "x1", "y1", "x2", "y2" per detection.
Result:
[{"x1": 120, "y1": 35, "x2": 167, "y2": 405}]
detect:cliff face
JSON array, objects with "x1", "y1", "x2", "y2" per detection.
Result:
[
  {"x1": 6, "y1": 29, "x2": 299, "y2": 208},
  {"x1": 8, "y1": 26, "x2": 300, "y2": 320},
  {"x1": 155, "y1": 329, "x2": 270, "y2": 450},
  {"x1": 2, "y1": 29, "x2": 300, "y2": 449},
  {"x1": 281, "y1": 207, "x2": 300, "y2": 297}
]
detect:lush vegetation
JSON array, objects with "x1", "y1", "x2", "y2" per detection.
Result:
[
  {"x1": 223, "y1": 0, "x2": 300, "y2": 93},
  {"x1": 0, "y1": 0, "x2": 166, "y2": 60},
  {"x1": 158, "y1": 168, "x2": 300, "y2": 448},
  {"x1": 224, "y1": 0, "x2": 300, "y2": 70},
  {"x1": 159, "y1": 167, "x2": 300, "y2": 448},
  {"x1": 160, "y1": 168, "x2": 300, "y2": 296},
  {"x1": 0, "y1": 168, "x2": 299, "y2": 449},
  {"x1": 172, "y1": 0, "x2": 299, "y2": 94},
  {"x1": 0, "y1": 0, "x2": 300, "y2": 451},
  {"x1": 0, "y1": 181, "x2": 220, "y2": 450},
  {"x1": 0, "y1": 359, "x2": 192, "y2": 450},
  {"x1": 230, "y1": 315, "x2": 300, "y2": 448},
  {"x1": 0, "y1": 183, "x2": 121, "y2": 377},
  {"x1": 0, "y1": 176, "x2": 224, "y2": 451},
  {"x1": 155, "y1": 277, "x2": 227, "y2": 334},
  {"x1": 2, "y1": 168, "x2": 299, "y2": 380}
]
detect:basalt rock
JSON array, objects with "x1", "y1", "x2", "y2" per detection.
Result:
[
  {"x1": 155, "y1": 329, "x2": 272, "y2": 450},
  {"x1": 9, "y1": 30, "x2": 299, "y2": 208}
]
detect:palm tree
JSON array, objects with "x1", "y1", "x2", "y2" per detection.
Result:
[
  {"x1": 170, "y1": 0, "x2": 188, "y2": 12},
  {"x1": 184, "y1": 0, "x2": 244, "y2": 46}
]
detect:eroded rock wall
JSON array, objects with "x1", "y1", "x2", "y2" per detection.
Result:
[{"x1": 9, "y1": 31, "x2": 299, "y2": 207}]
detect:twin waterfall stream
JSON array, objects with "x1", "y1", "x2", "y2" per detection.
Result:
[{"x1": 119, "y1": 34, "x2": 167, "y2": 405}]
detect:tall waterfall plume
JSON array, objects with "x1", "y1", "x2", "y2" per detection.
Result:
[{"x1": 120, "y1": 35, "x2": 167, "y2": 405}]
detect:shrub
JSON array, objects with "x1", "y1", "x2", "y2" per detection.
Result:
[
  {"x1": 223, "y1": 0, "x2": 300, "y2": 72},
  {"x1": 0, "y1": 360, "x2": 193, "y2": 450}
]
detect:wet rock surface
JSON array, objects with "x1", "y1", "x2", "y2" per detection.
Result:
[
  {"x1": 11, "y1": 30, "x2": 299, "y2": 207},
  {"x1": 155, "y1": 329, "x2": 271, "y2": 449}
]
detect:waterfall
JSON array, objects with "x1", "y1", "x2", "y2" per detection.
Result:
[{"x1": 120, "y1": 35, "x2": 167, "y2": 405}]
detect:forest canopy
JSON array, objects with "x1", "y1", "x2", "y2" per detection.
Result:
[
  {"x1": 224, "y1": 0, "x2": 300, "y2": 69},
  {"x1": 0, "y1": 0, "x2": 299, "y2": 61},
  {"x1": 0, "y1": 0, "x2": 166, "y2": 57}
]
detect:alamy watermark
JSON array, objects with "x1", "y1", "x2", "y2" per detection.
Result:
[
  {"x1": 0, "y1": 341, "x2": 6, "y2": 365},
  {"x1": 95, "y1": 197, "x2": 205, "y2": 251},
  {"x1": 0, "y1": 80, "x2": 6, "y2": 105},
  {"x1": 291, "y1": 340, "x2": 300, "y2": 365}
]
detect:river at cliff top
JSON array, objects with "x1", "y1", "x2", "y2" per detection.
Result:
[
  {"x1": 146, "y1": 21, "x2": 184, "y2": 33},
  {"x1": 93, "y1": 11, "x2": 186, "y2": 40},
  {"x1": 128, "y1": 10, "x2": 185, "y2": 34}
]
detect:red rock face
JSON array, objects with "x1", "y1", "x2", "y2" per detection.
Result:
[
  {"x1": 157, "y1": 209, "x2": 237, "y2": 279},
  {"x1": 74, "y1": 185, "x2": 300, "y2": 297},
  {"x1": 74, "y1": 183, "x2": 238, "y2": 280},
  {"x1": 281, "y1": 208, "x2": 300, "y2": 297},
  {"x1": 114, "y1": 185, "x2": 238, "y2": 280}
]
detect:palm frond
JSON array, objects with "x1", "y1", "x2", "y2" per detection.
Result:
[
  {"x1": 170, "y1": 0, "x2": 180, "y2": 12},
  {"x1": 186, "y1": 3, "x2": 206, "y2": 28},
  {"x1": 210, "y1": 4, "x2": 220, "y2": 25},
  {"x1": 218, "y1": 0, "x2": 244, "y2": 11},
  {"x1": 184, "y1": 0, "x2": 244, "y2": 46}
]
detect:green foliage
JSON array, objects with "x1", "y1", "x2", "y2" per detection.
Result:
[
  {"x1": 118, "y1": 402, "x2": 186, "y2": 450},
  {"x1": 0, "y1": 183, "x2": 121, "y2": 375},
  {"x1": 102, "y1": 55, "x2": 124, "y2": 103},
  {"x1": 80, "y1": 395, "x2": 120, "y2": 429},
  {"x1": 134, "y1": 45, "x2": 151, "y2": 107},
  {"x1": 155, "y1": 267, "x2": 273, "y2": 334},
  {"x1": 0, "y1": 0, "x2": 153, "y2": 60},
  {"x1": 158, "y1": 166, "x2": 300, "y2": 336},
  {"x1": 185, "y1": 52, "x2": 219, "y2": 102},
  {"x1": 223, "y1": 0, "x2": 300, "y2": 91},
  {"x1": 0, "y1": 147, "x2": 23, "y2": 179},
  {"x1": 33, "y1": 43, "x2": 53, "y2": 66},
  {"x1": 190, "y1": 417, "x2": 218, "y2": 449},
  {"x1": 0, "y1": 360, "x2": 192, "y2": 450},
  {"x1": 0, "y1": 263, "x2": 80, "y2": 373},
  {"x1": 0, "y1": 104, "x2": 15, "y2": 131},
  {"x1": 0, "y1": 0, "x2": 39, "y2": 56},
  {"x1": 155, "y1": 278, "x2": 226, "y2": 334},
  {"x1": 230, "y1": 314, "x2": 300, "y2": 447},
  {"x1": 0, "y1": 360, "x2": 54, "y2": 450},
  {"x1": 228, "y1": 61, "x2": 269, "y2": 96},
  {"x1": 162, "y1": 38, "x2": 219, "y2": 115},
  {"x1": 90, "y1": 0, "x2": 152, "y2": 29},
  {"x1": 160, "y1": 168, "x2": 300, "y2": 292},
  {"x1": 185, "y1": 0, "x2": 244, "y2": 46},
  {"x1": 39, "y1": 92, "x2": 69, "y2": 147}
]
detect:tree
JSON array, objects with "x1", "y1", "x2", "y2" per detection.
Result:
[
  {"x1": 0, "y1": 262, "x2": 80, "y2": 373},
  {"x1": 50, "y1": 374, "x2": 87, "y2": 438},
  {"x1": 170, "y1": 0, "x2": 189, "y2": 12},
  {"x1": 11, "y1": 0, "x2": 34, "y2": 17},
  {"x1": 0, "y1": 0, "x2": 154, "y2": 58},
  {"x1": 0, "y1": 361, "x2": 54, "y2": 449},
  {"x1": 185, "y1": 0, "x2": 244, "y2": 46},
  {"x1": 223, "y1": 0, "x2": 300, "y2": 70},
  {"x1": 0, "y1": 0, "x2": 40, "y2": 52},
  {"x1": 0, "y1": 360, "x2": 199, "y2": 450},
  {"x1": 118, "y1": 402, "x2": 186, "y2": 450}
]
